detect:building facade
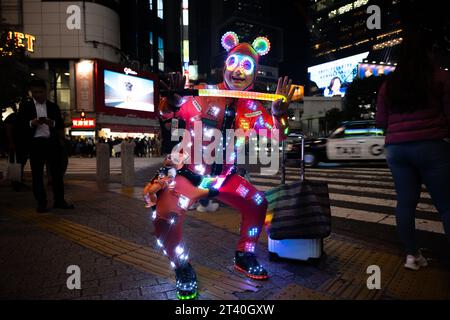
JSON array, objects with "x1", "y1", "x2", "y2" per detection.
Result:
[
  {"x1": 119, "y1": 0, "x2": 183, "y2": 75},
  {"x1": 308, "y1": 0, "x2": 402, "y2": 66},
  {"x1": 301, "y1": 0, "x2": 401, "y2": 137},
  {"x1": 1, "y1": 0, "x2": 163, "y2": 139}
]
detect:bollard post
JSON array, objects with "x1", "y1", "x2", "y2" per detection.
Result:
[
  {"x1": 96, "y1": 143, "x2": 110, "y2": 182},
  {"x1": 121, "y1": 141, "x2": 135, "y2": 186}
]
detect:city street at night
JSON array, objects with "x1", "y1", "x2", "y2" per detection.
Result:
[{"x1": 1, "y1": 0, "x2": 449, "y2": 310}]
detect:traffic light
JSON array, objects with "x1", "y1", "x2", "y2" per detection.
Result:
[{"x1": 80, "y1": 111, "x2": 86, "y2": 121}]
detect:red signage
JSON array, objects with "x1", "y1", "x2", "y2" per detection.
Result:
[{"x1": 72, "y1": 118, "x2": 96, "y2": 129}]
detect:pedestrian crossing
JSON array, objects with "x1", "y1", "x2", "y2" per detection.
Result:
[
  {"x1": 250, "y1": 166, "x2": 444, "y2": 235},
  {"x1": 16, "y1": 159, "x2": 444, "y2": 235},
  {"x1": 67, "y1": 158, "x2": 122, "y2": 174},
  {"x1": 22, "y1": 157, "x2": 162, "y2": 175}
]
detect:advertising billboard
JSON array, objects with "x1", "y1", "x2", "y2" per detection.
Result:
[
  {"x1": 358, "y1": 63, "x2": 396, "y2": 79},
  {"x1": 308, "y1": 52, "x2": 369, "y2": 97},
  {"x1": 104, "y1": 69, "x2": 155, "y2": 112}
]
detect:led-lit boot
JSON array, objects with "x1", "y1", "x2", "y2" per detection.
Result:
[
  {"x1": 234, "y1": 251, "x2": 269, "y2": 280},
  {"x1": 175, "y1": 262, "x2": 198, "y2": 300}
]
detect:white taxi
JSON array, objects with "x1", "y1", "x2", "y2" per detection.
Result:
[{"x1": 288, "y1": 120, "x2": 386, "y2": 167}]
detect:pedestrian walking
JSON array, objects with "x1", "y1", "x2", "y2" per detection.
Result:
[{"x1": 376, "y1": 28, "x2": 450, "y2": 270}]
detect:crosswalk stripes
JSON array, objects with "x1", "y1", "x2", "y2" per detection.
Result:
[
  {"x1": 23, "y1": 158, "x2": 120, "y2": 175},
  {"x1": 18, "y1": 158, "x2": 444, "y2": 235},
  {"x1": 22, "y1": 157, "x2": 158, "y2": 175},
  {"x1": 250, "y1": 166, "x2": 444, "y2": 235}
]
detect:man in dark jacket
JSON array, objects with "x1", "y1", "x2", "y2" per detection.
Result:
[{"x1": 18, "y1": 79, "x2": 74, "y2": 213}]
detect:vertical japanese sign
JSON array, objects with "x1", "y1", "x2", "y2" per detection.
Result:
[{"x1": 76, "y1": 60, "x2": 94, "y2": 112}]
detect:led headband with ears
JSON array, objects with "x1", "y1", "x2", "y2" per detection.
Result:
[{"x1": 221, "y1": 31, "x2": 271, "y2": 57}]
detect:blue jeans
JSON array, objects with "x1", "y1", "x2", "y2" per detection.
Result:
[{"x1": 385, "y1": 139, "x2": 450, "y2": 255}]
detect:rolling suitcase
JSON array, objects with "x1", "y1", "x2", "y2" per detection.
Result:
[{"x1": 266, "y1": 134, "x2": 331, "y2": 261}]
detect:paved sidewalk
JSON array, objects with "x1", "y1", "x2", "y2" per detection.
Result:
[{"x1": 1, "y1": 174, "x2": 449, "y2": 300}]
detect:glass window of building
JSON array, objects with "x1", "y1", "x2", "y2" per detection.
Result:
[
  {"x1": 157, "y1": 0, "x2": 163, "y2": 19},
  {"x1": 49, "y1": 65, "x2": 71, "y2": 117},
  {"x1": 183, "y1": 40, "x2": 189, "y2": 64},
  {"x1": 182, "y1": 0, "x2": 189, "y2": 26},
  {"x1": 149, "y1": 32, "x2": 154, "y2": 67},
  {"x1": 56, "y1": 72, "x2": 71, "y2": 112},
  {"x1": 158, "y1": 37, "x2": 164, "y2": 71}
]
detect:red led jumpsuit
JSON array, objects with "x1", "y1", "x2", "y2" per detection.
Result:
[
  {"x1": 145, "y1": 34, "x2": 289, "y2": 276},
  {"x1": 153, "y1": 82, "x2": 288, "y2": 265}
]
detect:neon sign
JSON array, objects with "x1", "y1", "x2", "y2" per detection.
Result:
[
  {"x1": 72, "y1": 118, "x2": 96, "y2": 129},
  {"x1": 124, "y1": 67, "x2": 137, "y2": 75},
  {"x1": 7, "y1": 31, "x2": 36, "y2": 52}
]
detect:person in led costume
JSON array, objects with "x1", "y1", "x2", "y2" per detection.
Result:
[{"x1": 144, "y1": 32, "x2": 294, "y2": 300}]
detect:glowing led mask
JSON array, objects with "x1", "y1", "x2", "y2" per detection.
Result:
[{"x1": 225, "y1": 54, "x2": 255, "y2": 75}]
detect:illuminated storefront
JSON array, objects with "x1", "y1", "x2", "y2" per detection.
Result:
[
  {"x1": 2, "y1": 0, "x2": 122, "y2": 132},
  {"x1": 70, "y1": 117, "x2": 96, "y2": 137},
  {"x1": 71, "y1": 59, "x2": 160, "y2": 139}
]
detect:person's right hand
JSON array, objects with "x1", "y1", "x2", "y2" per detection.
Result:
[
  {"x1": 160, "y1": 72, "x2": 186, "y2": 107},
  {"x1": 31, "y1": 118, "x2": 41, "y2": 128}
]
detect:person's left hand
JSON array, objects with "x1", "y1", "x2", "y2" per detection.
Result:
[{"x1": 271, "y1": 76, "x2": 295, "y2": 117}]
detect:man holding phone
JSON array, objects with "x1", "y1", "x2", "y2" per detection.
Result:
[{"x1": 18, "y1": 79, "x2": 74, "y2": 213}]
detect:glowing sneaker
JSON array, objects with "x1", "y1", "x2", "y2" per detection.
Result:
[
  {"x1": 404, "y1": 251, "x2": 428, "y2": 271},
  {"x1": 234, "y1": 251, "x2": 269, "y2": 280},
  {"x1": 175, "y1": 262, "x2": 198, "y2": 300}
]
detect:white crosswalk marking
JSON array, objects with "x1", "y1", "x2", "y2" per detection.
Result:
[
  {"x1": 250, "y1": 166, "x2": 444, "y2": 235},
  {"x1": 23, "y1": 157, "x2": 162, "y2": 175},
  {"x1": 14, "y1": 159, "x2": 443, "y2": 235}
]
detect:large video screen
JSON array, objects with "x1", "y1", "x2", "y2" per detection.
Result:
[
  {"x1": 104, "y1": 69, "x2": 154, "y2": 112},
  {"x1": 308, "y1": 52, "x2": 369, "y2": 97},
  {"x1": 358, "y1": 63, "x2": 396, "y2": 79}
]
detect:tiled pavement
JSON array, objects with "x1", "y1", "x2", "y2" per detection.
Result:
[{"x1": 1, "y1": 172, "x2": 450, "y2": 300}]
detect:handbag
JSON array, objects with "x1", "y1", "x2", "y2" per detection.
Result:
[{"x1": 265, "y1": 179, "x2": 332, "y2": 240}]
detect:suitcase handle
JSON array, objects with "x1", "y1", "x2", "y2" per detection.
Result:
[{"x1": 281, "y1": 133, "x2": 305, "y2": 184}]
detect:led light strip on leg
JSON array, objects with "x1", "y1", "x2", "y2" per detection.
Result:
[
  {"x1": 177, "y1": 291, "x2": 197, "y2": 300},
  {"x1": 197, "y1": 89, "x2": 286, "y2": 102}
]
